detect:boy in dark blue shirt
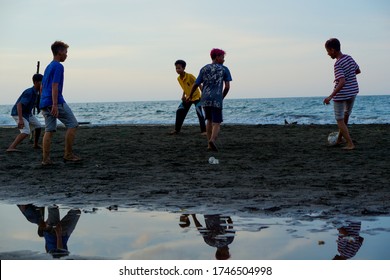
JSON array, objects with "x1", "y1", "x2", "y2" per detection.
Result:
[{"x1": 7, "y1": 74, "x2": 43, "y2": 152}]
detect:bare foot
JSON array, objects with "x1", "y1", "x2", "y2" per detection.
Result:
[
  {"x1": 169, "y1": 130, "x2": 179, "y2": 135},
  {"x1": 6, "y1": 148, "x2": 21, "y2": 153},
  {"x1": 342, "y1": 145, "x2": 355, "y2": 150},
  {"x1": 42, "y1": 159, "x2": 55, "y2": 166},
  {"x1": 63, "y1": 154, "x2": 82, "y2": 162}
]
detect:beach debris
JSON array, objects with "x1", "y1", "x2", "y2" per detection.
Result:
[
  {"x1": 361, "y1": 208, "x2": 389, "y2": 216},
  {"x1": 208, "y1": 156, "x2": 219, "y2": 165},
  {"x1": 264, "y1": 206, "x2": 282, "y2": 212},
  {"x1": 83, "y1": 208, "x2": 99, "y2": 214},
  {"x1": 284, "y1": 119, "x2": 298, "y2": 125},
  {"x1": 107, "y1": 205, "x2": 118, "y2": 211},
  {"x1": 244, "y1": 206, "x2": 260, "y2": 212}
]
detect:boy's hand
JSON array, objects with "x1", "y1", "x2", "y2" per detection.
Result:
[
  {"x1": 323, "y1": 96, "x2": 332, "y2": 105},
  {"x1": 17, "y1": 120, "x2": 24, "y2": 129},
  {"x1": 186, "y1": 95, "x2": 192, "y2": 102}
]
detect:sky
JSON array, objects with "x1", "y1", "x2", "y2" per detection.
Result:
[{"x1": 0, "y1": 0, "x2": 389, "y2": 105}]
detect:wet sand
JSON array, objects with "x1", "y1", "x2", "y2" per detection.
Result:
[{"x1": 1, "y1": 124, "x2": 389, "y2": 219}]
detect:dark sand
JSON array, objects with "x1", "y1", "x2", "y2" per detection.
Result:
[{"x1": 1, "y1": 124, "x2": 389, "y2": 219}]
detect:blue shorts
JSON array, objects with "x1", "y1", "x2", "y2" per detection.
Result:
[
  {"x1": 333, "y1": 97, "x2": 356, "y2": 121},
  {"x1": 203, "y1": 107, "x2": 223, "y2": 123},
  {"x1": 42, "y1": 103, "x2": 78, "y2": 132}
]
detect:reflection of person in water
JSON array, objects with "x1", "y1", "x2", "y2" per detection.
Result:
[
  {"x1": 179, "y1": 214, "x2": 235, "y2": 260},
  {"x1": 17, "y1": 204, "x2": 45, "y2": 235},
  {"x1": 39, "y1": 205, "x2": 81, "y2": 258},
  {"x1": 333, "y1": 221, "x2": 364, "y2": 260}
]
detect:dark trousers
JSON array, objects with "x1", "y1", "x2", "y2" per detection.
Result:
[{"x1": 175, "y1": 99, "x2": 206, "y2": 133}]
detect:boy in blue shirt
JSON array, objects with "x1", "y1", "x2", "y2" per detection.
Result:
[
  {"x1": 7, "y1": 74, "x2": 43, "y2": 152},
  {"x1": 189, "y1": 49, "x2": 232, "y2": 151},
  {"x1": 40, "y1": 41, "x2": 80, "y2": 165}
]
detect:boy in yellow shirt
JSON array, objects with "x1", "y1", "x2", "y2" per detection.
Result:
[{"x1": 170, "y1": 60, "x2": 206, "y2": 135}]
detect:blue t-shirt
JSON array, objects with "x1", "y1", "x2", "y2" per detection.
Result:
[
  {"x1": 196, "y1": 64, "x2": 232, "y2": 108},
  {"x1": 40, "y1": 61, "x2": 66, "y2": 108},
  {"x1": 44, "y1": 232, "x2": 70, "y2": 252},
  {"x1": 11, "y1": 86, "x2": 39, "y2": 120}
]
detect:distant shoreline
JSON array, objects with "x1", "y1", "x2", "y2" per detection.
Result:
[{"x1": 0, "y1": 94, "x2": 389, "y2": 106}]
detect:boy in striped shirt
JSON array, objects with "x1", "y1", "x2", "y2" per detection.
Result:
[
  {"x1": 333, "y1": 221, "x2": 364, "y2": 260},
  {"x1": 324, "y1": 38, "x2": 361, "y2": 150}
]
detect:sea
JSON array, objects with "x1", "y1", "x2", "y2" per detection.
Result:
[{"x1": 1, "y1": 95, "x2": 389, "y2": 126}]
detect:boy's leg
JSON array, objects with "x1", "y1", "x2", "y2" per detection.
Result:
[
  {"x1": 207, "y1": 107, "x2": 223, "y2": 151},
  {"x1": 60, "y1": 209, "x2": 81, "y2": 236},
  {"x1": 206, "y1": 120, "x2": 212, "y2": 142},
  {"x1": 210, "y1": 123, "x2": 221, "y2": 143},
  {"x1": 41, "y1": 109, "x2": 57, "y2": 164},
  {"x1": 334, "y1": 100, "x2": 355, "y2": 149},
  {"x1": 64, "y1": 128, "x2": 78, "y2": 159},
  {"x1": 46, "y1": 205, "x2": 60, "y2": 226},
  {"x1": 34, "y1": 128, "x2": 42, "y2": 148},
  {"x1": 174, "y1": 102, "x2": 190, "y2": 133},
  {"x1": 194, "y1": 100, "x2": 206, "y2": 133},
  {"x1": 7, "y1": 117, "x2": 30, "y2": 151},
  {"x1": 58, "y1": 103, "x2": 80, "y2": 160},
  {"x1": 42, "y1": 131, "x2": 54, "y2": 163},
  {"x1": 204, "y1": 107, "x2": 213, "y2": 141},
  {"x1": 29, "y1": 115, "x2": 42, "y2": 149},
  {"x1": 336, "y1": 120, "x2": 354, "y2": 150},
  {"x1": 7, "y1": 134, "x2": 29, "y2": 151}
]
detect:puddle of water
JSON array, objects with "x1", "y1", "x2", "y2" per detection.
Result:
[{"x1": 0, "y1": 203, "x2": 389, "y2": 260}]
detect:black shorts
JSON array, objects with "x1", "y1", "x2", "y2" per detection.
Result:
[{"x1": 203, "y1": 107, "x2": 223, "y2": 123}]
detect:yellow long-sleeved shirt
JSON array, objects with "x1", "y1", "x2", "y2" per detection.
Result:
[{"x1": 177, "y1": 72, "x2": 201, "y2": 101}]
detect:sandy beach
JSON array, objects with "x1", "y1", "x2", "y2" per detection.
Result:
[{"x1": 1, "y1": 124, "x2": 389, "y2": 219}]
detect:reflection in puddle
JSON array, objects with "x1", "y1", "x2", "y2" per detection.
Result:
[
  {"x1": 17, "y1": 204, "x2": 80, "y2": 258},
  {"x1": 180, "y1": 214, "x2": 235, "y2": 260},
  {"x1": 0, "y1": 203, "x2": 389, "y2": 260}
]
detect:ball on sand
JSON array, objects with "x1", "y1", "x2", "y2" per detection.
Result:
[{"x1": 327, "y1": 132, "x2": 339, "y2": 146}]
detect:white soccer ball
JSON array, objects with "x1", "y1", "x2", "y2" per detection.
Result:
[{"x1": 327, "y1": 132, "x2": 339, "y2": 146}]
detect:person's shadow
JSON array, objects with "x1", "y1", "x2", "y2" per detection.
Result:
[
  {"x1": 179, "y1": 214, "x2": 235, "y2": 260},
  {"x1": 333, "y1": 220, "x2": 364, "y2": 260},
  {"x1": 17, "y1": 204, "x2": 81, "y2": 258}
]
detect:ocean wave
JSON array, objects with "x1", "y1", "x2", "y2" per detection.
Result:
[{"x1": 1, "y1": 96, "x2": 389, "y2": 126}]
